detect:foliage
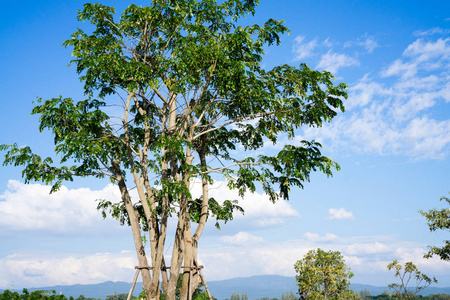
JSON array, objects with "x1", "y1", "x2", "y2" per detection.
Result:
[
  {"x1": 387, "y1": 260, "x2": 438, "y2": 299},
  {"x1": 0, "y1": 0, "x2": 347, "y2": 299},
  {"x1": 420, "y1": 194, "x2": 450, "y2": 261},
  {"x1": 294, "y1": 248, "x2": 354, "y2": 299},
  {"x1": 0, "y1": 289, "x2": 67, "y2": 300}
]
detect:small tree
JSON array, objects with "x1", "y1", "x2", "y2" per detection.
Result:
[
  {"x1": 294, "y1": 248, "x2": 354, "y2": 300},
  {"x1": 420, "y1": 194, "x2": 450, "y2": 261},
  {"x1": 387, "y1": 260, "x2": 437, "y2": 299}
]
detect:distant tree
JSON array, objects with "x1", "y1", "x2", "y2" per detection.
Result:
[
  {"x1": 359, "y1": 289, "x2": 371, "y2": 299},
  {"x1": 229, "y1": 292, "x2": 249, "y2": 300},
  {"x1": 420, "y1": 194, "x2": 450, "y2": 261},
  {"x1": 294, "y1": 248, "x2": 354, "y2": 299},
  {"x1": 387, "y1": 260, "x2": 438, "y2": 299},
  {"x1": 281, "y1": 291, "x2": 296, "y2": 300}
]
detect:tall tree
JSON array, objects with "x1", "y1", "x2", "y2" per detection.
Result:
[
  {"x1": 294, "y1": 248, "x2": 354, "y2": 300},
  {"x1": 420, "y1": 194, "x2": 450, "y2": 261},
  {"x1": 0, "y1": 1, "x2": 347, "y2": 300}
]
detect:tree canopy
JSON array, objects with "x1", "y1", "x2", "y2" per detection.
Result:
[
  {"x1": 294, "y1": 248, "x2": 354, "y2": 300},
  {"x1": 1, "y1": 1, "x2": 347, "y2": 300},
  {"x1": 420, "y1": 194, "x2": 450, "y2": 261}
]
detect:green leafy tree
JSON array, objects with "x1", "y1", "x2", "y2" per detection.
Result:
[
  {"x1": 0, "y1": 1, "x2": 347, "y2": 300},
  {"x1": 420, "y1": 194, "x2": 450, "y2": 261},
  {"x1": 294, "y1": 248, "x2": 354, "y2": 300},
  {"x1": 387, "y1": 260, "x2": 438, "y2": 299}
]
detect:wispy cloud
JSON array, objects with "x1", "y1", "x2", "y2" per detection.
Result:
[
  {"x1": 316, "y1": 50, "x2": 359, "y2": 74},
  {"x1": 413, "y1": 27, "x2": 450, "y2": 36},
  {"x1": 304, "y1": 35, "x2": 450, "y2": 159},
  {"x1": 382, "y1": 38, "x2": 450, "y2": 79},
  {"x1": 344, "y1": 34, "x2": 379, "y2": 53},
  {"x1": 359, "y1": 36, "x2": 379, "y2": 53},
  {"x1": 292, "y1": 35, "x2": 318, "y2": 61}
]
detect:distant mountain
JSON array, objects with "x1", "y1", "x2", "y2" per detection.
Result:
[{"x1": 2, "y1": 275, "x2": 449, "y2": 299}]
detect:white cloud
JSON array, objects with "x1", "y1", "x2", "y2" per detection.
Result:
[
  {"x1": 403, "y1": 38, "x2": 450, "y2": 59},
  {"x1": 316, "y1": 50, "x2": 359, "y2": 74},
  {"x1": 198, "y1": 235, "x2": 450, "y2": 286},
  {"x1": 0, "y1": 251, "x2": 136, "y2": 288},
  {"x1": 328, "y1": 208, "x2": 354, "y2": 220},
  {"x1": 189, "y1": 179, "x2": 300, "y2": 228},
  {"x1": 303, "y1": 232, "x2": 338, "y2": 242},
  {"x1": 219, "y1": 232, "x2": 265, "y2": 245},
  {"x1": 303, "y1": 35, "x2": 450, "y2": 159},
  {"x1": 349, "y1": 74, "x2": 393, "y2": 108},
  {"x1": 345, "y1": 242, "x2": 390, "y2": 255},
  {"x1": 382, "y1": 38, "x2": 450, "y2": 79},
  {"x1": 2, "y1": 234, "x2": 450, "y2": 288},
  {"x1": 292, "y1": 35, "x2": 318, "y2": 61},
  {"x1": 0, "y1": 180, "x2": 123, "y2": 233}
]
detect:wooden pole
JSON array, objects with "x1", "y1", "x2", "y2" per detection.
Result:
[
  {"x1": 127, "y1": 268, "x2": 141, "y2": 300},
  {"x1": 198, "y1": 268, "x2": 213, "y2": 300},
  {"x1": 194, "y1": 260, "x2": 213, "y2": 300},
  {"x1": 188, "y1": 258, "x2": 193, "y2": 300}
]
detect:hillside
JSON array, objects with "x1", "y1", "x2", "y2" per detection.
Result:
[{"x1": 2, "y1": 275, "x2": 449, "y2": 299}]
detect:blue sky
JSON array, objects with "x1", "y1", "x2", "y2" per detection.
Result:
[{"x1": 0, "y1": 0, "x2": 449, "y2": 291}]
